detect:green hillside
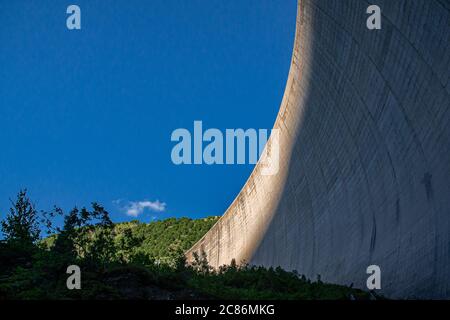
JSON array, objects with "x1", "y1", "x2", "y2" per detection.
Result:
[
  {"x1": 41, "y1": 216, "x2": 219, "y2": 266},
  {"x1": 0, "y1": 191, "x2": 375, "y2": 300}
]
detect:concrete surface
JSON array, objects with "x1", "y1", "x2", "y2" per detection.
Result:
[{"x1": 186, "y1": 0, "x2": 450, "y2": 298}]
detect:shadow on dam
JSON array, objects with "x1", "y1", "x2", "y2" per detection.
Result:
[{"x1": 248, "y1": 0, "x2": 450, "y2": 298}]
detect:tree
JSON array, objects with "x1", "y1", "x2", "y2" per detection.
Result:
[
  {"x1": 1, "y1": 190, "x2": 40, "y2": 246},
  {"x1": 51, "y1": 203, "x2": 116, "y2": 266},
  {"x1": 117, "y1": 227, "x2": 142, "y2": 263},
  {"x1": 51, "y1": 207, "x2": 80, "y2": 261},
  {"x1": 192, "y1": 250, "x2": 211, "y2": 274}
]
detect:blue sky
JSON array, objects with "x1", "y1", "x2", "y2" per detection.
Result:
[{"x1": 0, "y1": 0, "x2": 296, "y2": 228}]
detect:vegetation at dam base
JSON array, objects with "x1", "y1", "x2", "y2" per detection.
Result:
[{"x1": 0, "y1": 191, "x2": 373, "y2": 300}]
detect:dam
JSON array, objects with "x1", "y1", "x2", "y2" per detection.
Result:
[{"x1": 186, "y1": 0, "x2": 450, "y2": 298}]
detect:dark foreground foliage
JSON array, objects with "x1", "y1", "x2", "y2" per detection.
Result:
[{"x1": 0, "y1": 190, "x2": 373, "y2": 300}]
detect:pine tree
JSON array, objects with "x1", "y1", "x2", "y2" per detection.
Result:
[{"x1": 1, "y1": 190, "x2": 40, "y2": 246}]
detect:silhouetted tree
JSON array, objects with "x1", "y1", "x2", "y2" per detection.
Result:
[
  {"x1": 83, "y1": 204, "x2": 115, "y2": 266},
  {"x1": 51, "y1": 207, "x2": 80, "y2": 262},
  {"x1": 49, "y1": 203, "x2": 115, "y2": 267},
  {"x1": 1, "y1": 190, "x2": 40, "y2": 247}
]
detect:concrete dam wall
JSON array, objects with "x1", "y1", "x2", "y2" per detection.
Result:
[{"x1": 186, "y1": 0, "x2": 450, "y2": 298}]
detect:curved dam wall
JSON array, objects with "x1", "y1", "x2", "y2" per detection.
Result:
[{"x1": 186, "y1": 0, "x2": 450, "y2": 298}]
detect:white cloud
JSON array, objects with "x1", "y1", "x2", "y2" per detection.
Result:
[{"x1": 115, "y1": 199, "x2": 166, "y2": 217}]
